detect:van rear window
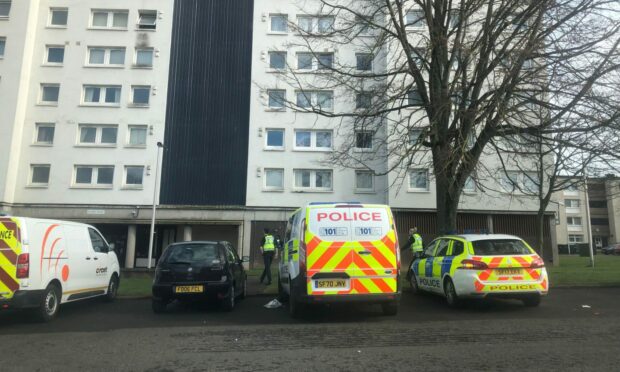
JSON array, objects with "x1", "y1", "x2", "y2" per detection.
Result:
[
  {"x1": 164, "y1": 244, "x2": 220, "y2": 264},
  {"x1": 471, "y1": 239, "x2": 532, "y2": 256}
]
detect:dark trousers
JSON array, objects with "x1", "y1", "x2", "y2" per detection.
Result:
[{"x1": 260, "y1": 251, "x2": 274, "y2": 284}]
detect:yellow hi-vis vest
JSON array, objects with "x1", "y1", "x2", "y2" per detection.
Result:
[
  {"x1": 411, "y1": 233, "x2": 423, "y2": 252},
  {"x1": 263, "y1": 234, "x2": 275, "y2": 252}
]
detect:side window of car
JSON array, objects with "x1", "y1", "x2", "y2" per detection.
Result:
[
  {"x1": 229, "y1": 244, "x2": 240, "y2": 262},
  {"x1": 88, "y1": 228, "x2": 108, "y2": 253},
  {"x1": 284, "y1": 216, "x2": 293, "y2": 242},
  {"x1": 435, "y1": 239, "x2": 450, "y2": 257},
  {"x1": 424, "y1": 240, "x2": 438, "y2": 257},
  {"x1": 451, "y1": 240, "x2": 464, "y2": 256},
  {"x1": 225, "y1": 245, "x2": 236, "y2": 263}
]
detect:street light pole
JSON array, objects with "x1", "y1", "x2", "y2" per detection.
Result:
[
  {"x1": 583, "y1": 171, "x2": 595, "y2": 267},
  {"x1": 147, "y1": 142, "x2": 164, "y2": 269}
]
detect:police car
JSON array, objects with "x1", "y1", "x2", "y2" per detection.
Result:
[{"x1": 408, "y1": 234, "x2": 548, "y2": 307}]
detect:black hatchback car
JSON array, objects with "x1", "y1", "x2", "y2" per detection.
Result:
[{"x1": 152, "y1": 241, "x2": 248, "y2": 312}]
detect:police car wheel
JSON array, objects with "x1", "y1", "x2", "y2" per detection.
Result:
[
  {"x1": 222, "y1": 286, "x2": 235, "y2": 312},
  {"x1": 522, "y1": 294, "x2": 541, "y2": 307},
  {"x1": 409, "y1": 272, "x2": 420, "y2": 295},
  {"x1": 444, "y1": 279, "x2": 461, "y2": 308},
  {"x1": 36, "y1": 284, "x2": 61, "y2": 322},
  {"x1": 104, "y1": 275, "x2": 119, "y2": 302}
]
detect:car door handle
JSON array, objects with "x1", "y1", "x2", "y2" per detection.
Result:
[
  {"x1": 357, "y1": 250, "x2": 372, "y2": 255},
  {"x1": 86, "y1": 257, "x2": 91, "y2": 260},
  {"x1": 94, "y1": 257, "x2": 99, "y2": 260},
  {"x1": 289, "y1": 250, "x2": 298, "y2": 254}
]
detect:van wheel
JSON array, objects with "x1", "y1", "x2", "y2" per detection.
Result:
[
  {"x1": 289, "y1": 282, "x2": 304, "y2": 319},
  {"x1": 104, "y1": 275, "x2": 119, "y2": 302},
  {"x1": 522, "y1": 294, "x2": 541, "y2": 307},
  {"x1": 382, "y1": 301, "x2": 399, "y2": 316},
  {"x1": 152, "y1": 298, "x2": 168, "y2": 313},
  {"x1": 222, "y1": 286, "x2": 235, "y2": 312},
  {"x1": 36, "y1": 284, "x2": 61, "y2": 322},
  {"x1": 444, "y1": 278, "x2": 461, "y2": 308},
  {"x1": 278, "y1": 273, "x2": 289, "y2": 302},
  {"x1": 409, "y1": 272, "x2": 420, "y2": 295}
]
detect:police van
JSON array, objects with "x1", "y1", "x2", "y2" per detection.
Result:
[
  {"x1": 0, "y1": 216, "x2": 120, "y2": 321},
  {"x1": 409, "y1": 234, "x2": 548, "y2": 307},
  {"x1": 278, "y1": 202, "x2": 401, "y2": 317}
]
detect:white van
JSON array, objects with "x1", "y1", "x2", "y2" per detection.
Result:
[{"x1": 0, "y1": 216, "x2": 120, "y2": 321}]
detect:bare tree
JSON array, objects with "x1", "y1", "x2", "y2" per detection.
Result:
[{"x1": 262, "y1": 0, "x2": 620, "y2": 233}]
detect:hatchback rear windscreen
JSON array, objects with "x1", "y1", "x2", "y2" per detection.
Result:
[
  {"x1": 471, "y1": 239, "x2": 532, "y2": 256},
  {"x1": 164, "y1": 244, "x2": 220, "y2": 263}
]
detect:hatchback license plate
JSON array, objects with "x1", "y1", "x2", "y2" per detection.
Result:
[
  {"x1": 174, "y1": 285, "x2": 204, "y2": 293},
  {"x1": 315, "y1": 279, "x2": 348, "y2": 289},
  {"x1": 497, "y1": 268, "x2": 522, "y2": 275}
]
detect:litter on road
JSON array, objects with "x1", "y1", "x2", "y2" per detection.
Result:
[{"x1": 264, "y1": 299, "x2": 282, "y2": 309}]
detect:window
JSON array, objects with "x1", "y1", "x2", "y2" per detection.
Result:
[
  {"x1": 40, "y1": 84, "x2": 60, "y2": 104},
  {"x1": 87, "y1": 47, "x2": 126, "y2": 66},
  {"x1": 406, "y1": 9, "x2": 425, "y2": 28},
  {"x1": 294, "y1": 130, "x2": 332, "y2": 150},
  {"x1": 296, "y1": 52, "x2": 333, "y2": 71},
  {"x1": 35, "y1": 123, "x2": 55, "y2": 145},
  {"x1": 0, "y1": 1, "x2": 11, "y2": 18},
  {"x1": 523, "y1": 172, "x2": 539, "y2": 194},
  {"x1": 355, "y1": 131, "x2": 373, "y2": 149},
  {"x1": 408, "y1": 89, "x2": 423, "y2": 106},
  {"x1": 124, "y1": 166, "x2": 144, "y2": 186},
  {"x1": 409, "y1": 127, "x2": 426, "y2": 145},
  {"x1": 589, "y1": 200, "x2": 607, "y2": 208},
  {"x1": 568, "y1": 235, "x2": 584, "y2": 243},
  {"x1": 297, "y1": 53, "x2": 313, "y2": 70},
  {"x1": 565, "y1": 199, "x2": 580, "y2": 208},
  {"x1": 74, "y1": 165, "x2": 114, "y2": 186},
  {"x1": 450, "y1": 240, "x2": 465, "y2": 256},
  {"x1": 356, "y1": 53, "x2": 373, "y2": 71},
  {"x1": 265, "y1": 168, "x2": 284, "y2": 190},
  {"x1": 45, "y1": 45, "x2": 64, "y2": 64},
  {"x1": 0, "y1": 37, "x2": 6, "y2": 58},
  {"x1": 317, "y1": 17, "x2": 335, "y2": 34},
  {"x1": 131, "y1": 86, "x2": 151, "y2": 106},
  {"x1": 270, "y1": 14, "x2": 288, "y2": 33},
  {"x1": 567, "y1": 217, "x2": 582, "y2": 226},
  {"x1": 500, "y1": 171, "x2": 520, "y2": 192},
  {"x1": 265, "y1": 129, "x2": 284, "y2": 149},
  {"x1": 134, "y1": 48, "x2": 154, "y2": 67},
  {"x1": 30, "y1": 165, "x2": 50, "y2": 185},
  {"x1": 128, "y1": 125, "x2": 147, "y2": 146},
  {"x1": 355, "y1": 170, "x2": 374, "y2": 192},
  {"x1": 78, "y1": 125, "x2": 118, "y2": 146},
  {"x1": 297, "y1": 16, "x2": 334, "y2": 34},
  {"x1": 591, "y1": 218, "x2": 609, "y2": 226},
  {"x1": 463, "y1": 176, "x2": 476, "y2": 192},
  {"x1": 269, "y1": 51, "x2": 286, "y2": 69},
  {"x1": 268, "y1": 89, "x2": 286, "y2": 109},
  {"x1": 88, "y1": 228, "x2": 109, "y2": 253},
  {"x1": 356, "y1": 93, "x2": 372, "y2": 109},
  {"x1": 137, "y1": 10, "x2": 157, "y2": 30},
  {"x1": 435, "y1": 239, "x2": 450, "y2": 257},
  {"x1": 49, "y1": 8, "x2": 68, "y2": 26},
  {"x1": 83, "y1": 85, "x2": 121, "y2": 105},
  {"x1": 295, "y1": 91, "x2": 333, "y2": 111},
  {"x1": 294, "y1": 169, "x2": 333, "y2": 191},
  {"x1": 356, "y1": 15, "x2": 377, "y2": 36},
  {"x1": 317, "y1": 53, "x2": 333, "y2": 69},
  {"x1": 566, "y1": 184, "x2": 579, "y2": 192},
  {"x1": 409, "y1": 169, "x2": 429, "y2": 191},
  {"x1": 91, "y1": 10, "x2": 129, "y2": 29}
]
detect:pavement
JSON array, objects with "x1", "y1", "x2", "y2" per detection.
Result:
[{"x1": 1, "y1": 287, "x2": 620, "y2": 371}]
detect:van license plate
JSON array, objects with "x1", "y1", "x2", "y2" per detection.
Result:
[
  {"x1": 174, "y1": 285, "x2": 204, "y2": 293},
  {"x1": 315, "y1": 279, "x2": 348, "y2": 289},
  {"x1": 497, "y1": 268, "x2": 522, "y2": 275}
]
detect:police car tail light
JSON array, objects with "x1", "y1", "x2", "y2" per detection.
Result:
[
  {"x1": 459, "y1": 259, "x2": 487, "y2": 270},
  {"x1": 16, "y1": 253, "x2": 30, "y2": 279},
  {"x1": 530, "y1": 257, "x2": 544, "y2": 268}
]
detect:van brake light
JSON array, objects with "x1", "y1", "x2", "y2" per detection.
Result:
[
  {"x1": 530, "y1": 257, "x2": 545, "y2": 268},
  {"x1": 16, "y1": 253, "x2": 29, "y2": 279},
  {"x1": 459, "y1": 259, "x2": 488, "y2": 270},
  {"x1": 299, "y1": 219, "x2": 307, "y2": 272}
]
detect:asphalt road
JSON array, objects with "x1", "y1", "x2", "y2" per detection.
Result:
[{"x1": 1, "y1": 288, "x2": 620, "y2": 371}]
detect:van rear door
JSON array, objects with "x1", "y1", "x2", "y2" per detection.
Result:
[
  {"x1": 306, "y1": 205, "x2": 397, "y2": 295},
  {"x1": 0, "y1": 217, "x2": 22, "y2": 300}
]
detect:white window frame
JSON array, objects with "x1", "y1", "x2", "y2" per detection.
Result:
[
  {"x1": 405, "y1": 9, "x2": 425, "y2": 29},
  {"x1": 29, "y1": 164, "x2": 51, "y2": 187},
  {"x1": 0, "y1": 0, "x2": 11, "y2": 19},
  {"x1": 296, "y1": 15, "x2": 335, "y2": 34},
  {"x1": 354, "y1": 130, "x2": 374, "y2": 151},
  {"x1": 264, "y1": 168, "x2": 285, "y2": 191},
  {"x1": 82, "y1": 85, "x2": 121, "y2": 106},
  {"x1": 409, "y1": 169, "x2": 430, "y2": 192},
  {"x1": 355, "y1": 170, "x2": 375, "y2": 193},
  {"x1": 130, "y1": 85, "x2": 151, "y2": 107},
  {"x1": 265, "y1": 128, "x2": 285, "y2": 150},
  {"x1": 409, "y1": 127, "x2": 428, "y2": 146},
  {"x1": 267, "y1": 89, "x2": 286, "y2": 110},
  {"x1": 44, "y1": 45, "x2": 65, "y2": 65},
  {"x1": 123, "y1": 166, "x2": 145, "y2": 189},
  {"x1": 90, "y1": 9, "x2": 129, "y2": 29},
  {"x1": 39, "y1": 83, "x2": 60, "y2": 105},
  {"x1": 134, "y1": 48, "x2": 154, "y2": 68},
  {"x1": 77, "y1": 124, "x2": 119, "y2": 147},
  {"x1": 48, "y1": 7, "x2": 68, "y2": 28},
  {"x1": 34, "y1": 123, "x2": 55, "y2": 146},
  {"x1": 565, "y1": 199, "x2": 580, "y2": 208},
  {"x1": 295, "y1": 90, "x2": 334, "y2": 111},
  {"x1": 293, "y1": 169, "x2": 333, "y2": 192},
  {"x1": 295, "y1": 52, "x2": 334, "y2": 72},
  {"x1": 356, "y1": 92, "x2": 372, "y2": 109},
  {"x1": 355, "y1": 53, "x2": 374, "y2": 72},
  {"x1": 86, "y1": 46, "x2": 126, "y2": 67},
  {"x1": 293, "y1": 130, "x2": 333, "y2": 151},
  {"x1": 268, "y1": 51, "x2": 286, "y2": 70},
  {"x1": 0, "y1": 37, "x2": 5, "y2": 59},
  {"x1": 269, "y1": 14, "x2": 288, "y2": 33},
  {"x1": 356, "y1": 15, "x2": 378, "y2": 36},
  {"x1": 500, "y1": 171, "x2": 520, "y2": 193},
  {"x1": 567, "y1": 217, "x2": 583, "y2": 226},
  {"x1": 568, "y1": 234, "x2": 584, "y2": 243},
  {"x1": 137, "y1": 10, "x2": 157, "y2": 30},
  {"x1": 463, "y1": 176, "x2": 476, "y2": 193},
  {"x1": 127, "y1": 125, "x2": 148, "y2": 147},
  {"x1": 73, "y1": 165, "x2": 115, "y2": 188}
]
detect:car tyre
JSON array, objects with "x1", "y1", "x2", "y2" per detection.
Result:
[
  {"x1": 289, "y1": 279, "x2": 304, "y2": 319},
  {"x1": 152, "y1": 298, "x2": 168, "y2": 313},
  {"x1": 104, "y1": 274, "x2": 119, "y2": 302},
  {"x1": 222, "y1": 286, "x2": 235, "y2": 312},
  {"x1": 409, "y1": 272, "x2": 420, "y2": 295},
  {"x1": 522, "y1": 294, "x2": 541, "y2": 307},
  {"x1": 381, "y1": 301, "x2": 399, "y2": 316},
  {"x1": 444, "y1": 278, "x2": 461, "y2": 308},
  {"x1": 239, "y1": 276, "x2": 247, "y2": 300},
  {"x1": 35, "y1": 283, "x2": 61, "y2": 322},
  {"x1": 278, "y1": 273, "x2": 289, "y2": 302}
]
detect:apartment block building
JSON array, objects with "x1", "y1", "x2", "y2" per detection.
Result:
[{"x1": 1, "y1": 0, "x2": 556, "y2": 268}]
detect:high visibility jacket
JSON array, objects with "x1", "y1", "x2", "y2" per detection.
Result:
[
  {"x1": 410, "y1": 233, "x2": 423, "y2": 252},
  {"x1": 263, "y1": 234, "x2": 275, "y2": 252}
]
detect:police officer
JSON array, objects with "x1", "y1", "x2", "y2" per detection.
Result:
[
  {"x1": 260, "y1": 228, "x2": 277, "y2": 285},
  {"x1": 401, "y1": 227, "x2": 424, "y2": 264}
]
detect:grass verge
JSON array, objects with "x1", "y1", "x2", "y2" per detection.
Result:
[{"x1": 548, "y1": 254, "x2": 620, "y2": 287}]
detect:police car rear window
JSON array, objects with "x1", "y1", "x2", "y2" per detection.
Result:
[{"x1": 471, "y1": 239, "x2": 531, "y2": 256}]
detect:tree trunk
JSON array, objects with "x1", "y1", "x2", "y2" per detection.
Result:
[
  {"x1": 535, "y1": 209, "x2": 546, "y2": 259},
  {"x1": 435, "y1": 172, "x2": 460, "y2": 234}
]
